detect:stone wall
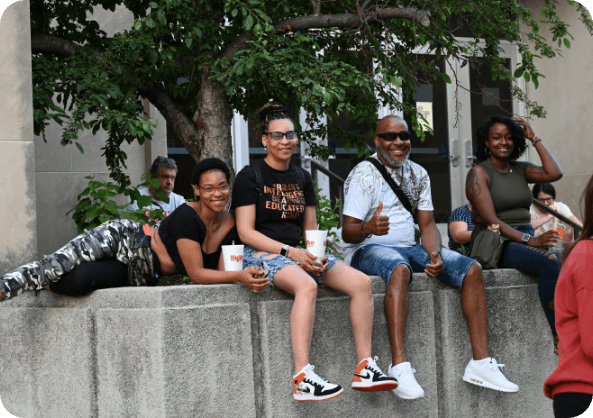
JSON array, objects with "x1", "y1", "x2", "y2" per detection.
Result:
[{"x1": 0, "y1": 271, "x2": 557, "y2": 418}]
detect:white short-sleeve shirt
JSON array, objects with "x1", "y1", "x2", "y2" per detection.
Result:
[
  {"x1": 530, "y1": 201, "x2": 574, "y2": 236},
  {"x1": 341, "y1": 154, "x2": 433, "y2": 264}
]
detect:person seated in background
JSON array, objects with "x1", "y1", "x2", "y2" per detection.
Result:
[
  {"x1": 447, "y1": 203, "x2": 475, "y2": 255},
  {"x1": 125, "y1": 156, "x2": 186, "y2": 221},
  {"x1": 530, "y1": 183, "x2": 583, "y2": 242}
]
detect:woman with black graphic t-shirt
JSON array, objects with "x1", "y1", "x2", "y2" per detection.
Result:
[{"x1": 233, "y1": 102, "x2": 397, "y2": 401}]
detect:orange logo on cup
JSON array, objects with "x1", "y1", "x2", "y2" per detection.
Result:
[
  {"x1": 323, "y1": 240, "x2": 326, "y2": 246},
  {"x1": 306, "y1": 240, "x2": 314, "y2": 247},
  {"x1": 231, "y1": 255, "x2": 243, "y2": 262}
]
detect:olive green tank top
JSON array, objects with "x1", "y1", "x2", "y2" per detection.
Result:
[{"x1": 471, "y1": 159, "x2": 532, "y2": 226}]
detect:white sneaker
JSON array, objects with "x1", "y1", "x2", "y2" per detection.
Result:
[
  {"x1": 388, "y1": 362, "x2": 425, "y2": 399},
  {"x1": 462, "y1": 357, "x2": 519, "y2": 393},
  {"x1": 292, "y1": 364, "x2": 344, "y2": 401}
]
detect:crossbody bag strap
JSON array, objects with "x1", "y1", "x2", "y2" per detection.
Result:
[{"x1": 367, "y1": 157, "x2": 416, "y2": 222}]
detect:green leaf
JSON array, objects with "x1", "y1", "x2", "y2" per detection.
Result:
[
  {"x1": 231, "y1": 8, "x2": 238, "y2": 17},
  {"x1": 514, "y1": 67, "x2": 524, "y2": 78},
  {"x1": 157, "y1": 9, "x2": 167, "y2": 25},
  {"x1": 185, "y1": 37, "x2": 192, "y2": 49},
  {"x1": 134, "y1": 20, "x2": 142, "y2": 31},
  {"x1": 439, "y1": 73, "x2": 452, "y2": 84},
  {"x1": 563, "y1": 38, "x2": 571, "y2": 48},
  {"x1": 75, "y1": 142, "x2": 84, "y2": 154},
  {"x1": 243, "y1": 14, "x2": 254, "y2": 32},
  {"x1": 149, "y1": 1, "x2": 158, "y2": 8},
  {"x1": 146, "y1": 18, "x2": 156, "y2": 28}
]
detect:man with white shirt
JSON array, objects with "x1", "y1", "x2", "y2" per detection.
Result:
[
  {"x1": 341, "y1": 115, "x2": 517, "y2": 398},
  {"x1": 125, "y1": 156, "x2": 186, "y2": 221}
]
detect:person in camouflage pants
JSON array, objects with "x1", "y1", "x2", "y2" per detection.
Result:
[{"x1": 0, "y1": 219, "x2": 157, "y2": 301}]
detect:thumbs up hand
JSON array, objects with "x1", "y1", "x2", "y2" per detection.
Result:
[
  {"x1": 424, "y1": 251, "x2": 444, "y2": 278},
  {"x1": 364, "y1": 201, "x2": 390, "y2": 236}
]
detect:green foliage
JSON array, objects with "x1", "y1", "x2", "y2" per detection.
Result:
[
  {"x1": 299, "y1": 187, "x2": 342, "y2": 257},
  {"x1": 67, "y1": 170, "x2": 168, "y2": 233},
  {"x1": 31, "y1": 0, "x2": 592, "y2": 170}
]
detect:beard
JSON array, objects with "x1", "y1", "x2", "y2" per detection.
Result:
[{"x1": 379, "y1": 146, "x2": 411, "y2": 168}]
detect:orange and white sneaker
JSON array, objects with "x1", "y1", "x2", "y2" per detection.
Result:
[
  {"x1": 352, "y1": 356, "x2": 399, "y2": 391},
  {"x1": 292, "y1": 364, "x2": 344, "y2": 401}
]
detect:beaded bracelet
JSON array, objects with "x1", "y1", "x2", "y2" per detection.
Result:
[{"x1": 532, "y1": 137, "x2": 542, "y2": 147}]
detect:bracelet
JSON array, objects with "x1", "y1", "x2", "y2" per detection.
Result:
[
  {"x1": 532, "y1": 137, "x2": 542, "y2": 147},
  {"x1": 361, "y1": 222, "x2": 372, "y2": 239}
]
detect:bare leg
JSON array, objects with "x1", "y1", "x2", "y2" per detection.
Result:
[
  {"x1": 460, "y1": 263, "x2": 489, "y2": 360},
  {"x1": 384, "y1": 264, "x2": 411, "y2": 366},
  {"x1": 273, "y1": 264, "x2": 319, "y2": 373},
  {"x1": 323, "y1": 262, "x2": 373, "y2": 362}
]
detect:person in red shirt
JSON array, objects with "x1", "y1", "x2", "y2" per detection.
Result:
[{"x1": 544, "y1": 174, "x2": 593, "y2": 418}]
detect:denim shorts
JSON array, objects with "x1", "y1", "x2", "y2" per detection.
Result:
[
  {"x1": 242, "y1": 245, "x2": 339, "y2": 286},
  {"x1": 351, "y1": 244, "x2": 476, "y2": 289}
]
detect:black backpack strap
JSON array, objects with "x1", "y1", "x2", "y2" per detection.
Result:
[
  {"x1": 251, "y1": 163, "x2": 263, "y2": 197},
  {"x1": 367, "y1": 157, "x2": 416, "y2": 222},
  {"x1": 294, "y1": 164, "x2": 307, "y2": 189}
]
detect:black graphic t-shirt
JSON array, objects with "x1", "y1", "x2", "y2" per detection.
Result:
[
  {"x1": 158, "y1": 204, "x2": 239, "y2": 273},
  {"x1": 232, "y1": 160, "x2": 317, "y2": 247}
]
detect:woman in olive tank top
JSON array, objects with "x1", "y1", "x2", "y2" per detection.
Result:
[{"x1": 466, "y1": 115, "x2": 563, "y2": 355}]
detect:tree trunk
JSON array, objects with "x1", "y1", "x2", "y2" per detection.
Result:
[{"x1": 192, "y1": 68, "x2": 235, "y2": 175}]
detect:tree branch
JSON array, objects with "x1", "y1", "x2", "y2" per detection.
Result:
[
  {"x1": 222, "y1": 7, "x2": 431, "y2": 59},
  {"x1": 31, "y1": 34, "x2": 202, "y2": 157}
]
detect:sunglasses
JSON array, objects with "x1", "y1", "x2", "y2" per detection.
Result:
[{"x1": 376, "y1": 131, "x2": 411, "y2": 142}]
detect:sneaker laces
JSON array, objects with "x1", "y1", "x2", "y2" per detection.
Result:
[
  {"x1": 487, "y1": 359, "x2": 506, "y2": 376},
  {"x1": 365, "y1": 356, "x2": 382, "y2": 375},
  {"x1": 304, "y1": 365, "x2": 329, "y2": 387}
]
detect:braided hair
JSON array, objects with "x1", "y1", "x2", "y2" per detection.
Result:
[
  {"x1": 475, "y1": 115, "x2": 527, "y2": 162},
  {"x1": 258, "y1": 101, "x2": 297, "y2": 134}
]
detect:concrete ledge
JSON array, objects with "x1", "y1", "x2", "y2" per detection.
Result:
[{"x1": 0, "y1": 270, "x2": 556, "y2": 418}]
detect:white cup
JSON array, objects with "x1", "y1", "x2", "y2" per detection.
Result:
[
  {"x1": 222, "y1": 245, "x2": 244, "y2": 271},
  {"x1": 305, "y1": 230, "x2": 328, "y2": 262}
]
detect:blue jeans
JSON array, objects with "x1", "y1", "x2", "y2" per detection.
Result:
[
  {"x1": 500, "y1": 224, "x2": 560, "y2": 336},
  {"x1": 351, "y1": 244, "x2": 476, "y2": 289}
]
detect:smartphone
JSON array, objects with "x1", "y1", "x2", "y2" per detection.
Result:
[{"x1": 258, "y1": 260, "x2": 271, "y2": 278}]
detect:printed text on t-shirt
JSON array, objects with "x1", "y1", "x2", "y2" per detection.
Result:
[{"x1": 264, "y1": 183, "x2": 306, "y2": 219}]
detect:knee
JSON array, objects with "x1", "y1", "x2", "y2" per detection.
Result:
[
  {"x1": 385, "y1": 265, "x2": 410, "y2": 298},
  {"x1": 351, "y1": 272, "x2": 372, "y2": 295},
  {"x1": 295, "y1": 279, "x2": 318, "y2": 301},
  {"x1": 462, "y1": 263, "x2": 484, "y2": 290}
]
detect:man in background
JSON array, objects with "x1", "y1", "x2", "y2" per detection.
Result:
[{"x1": 125, "y1": 156, "x2": 186, "y2": 221}]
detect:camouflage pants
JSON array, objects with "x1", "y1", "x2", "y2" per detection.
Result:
[{"x1": 0, "y1": 219, "x2": 153, "y2": 301}]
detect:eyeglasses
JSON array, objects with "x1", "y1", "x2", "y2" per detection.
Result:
[
  {"x1": 199, "y1": 184, "x2": 231, "y2": 193},
  {"x1": 537, "y1": 197, "x2": 554, "y2": 203},
  {"x1": 376, "y1": 131, "x2": 411, "y2": 142},
  {"x1": 265, "y1": 131, "x2": 298, "y2": 141}
]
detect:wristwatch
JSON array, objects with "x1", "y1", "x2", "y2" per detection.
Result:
[
  {"x1": 521, "y1": 233, "x2": 531, "y2": 244},
  {"x1": 279, "y1": 244, "x2": 290, "y2": 257}
]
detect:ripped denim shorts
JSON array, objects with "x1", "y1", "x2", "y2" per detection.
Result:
[{"x1": 242, "y1": 245, "x2": 339, "y2": 286}]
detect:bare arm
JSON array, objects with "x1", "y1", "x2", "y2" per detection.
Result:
[
  {"x1": 177, "y1": 238, "x2": 268, "y2": 292},
  {"x1": 417, "y1": 210, "x2": 443, "y2": 277},
  {"x1": 342, "y1": 201, "x2": 389, "y2": 243},
  {"x1": 513, "y1": 118, "x2": 562, "y2": 183},
  {"x1": 531, "y1": 213, "x2": 555, "y2": 232},
  {"x1": 449, "y1": 221, "x2": 472, "y2": 245},
  {"x1": 466, "y1": 166, "x2": 558, "y2": 248}
]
